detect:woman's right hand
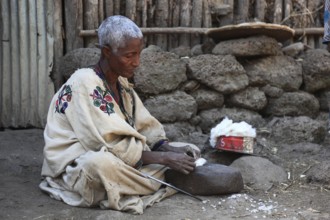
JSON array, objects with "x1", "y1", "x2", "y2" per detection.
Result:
[{"x1": 162, "y1": 151, "x2": 196, "y2": 174}]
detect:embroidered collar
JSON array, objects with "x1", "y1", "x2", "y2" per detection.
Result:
[{"x1": 92, "y1": 65, "x2": 135, "y2": 127}]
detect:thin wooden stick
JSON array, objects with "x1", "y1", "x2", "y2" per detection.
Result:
[
  {"x1": 79, "y1": 27, "x2": 209, "y2": 37},
  {"x1": 294, "y1": 27, "x2": 324, "y2": 35},
  {"x1": 274, "y1": 0, "x2": 283, "y2": 24},
  {"x1": 79, "y1": 27, "x2": 324, "y2": 37}
]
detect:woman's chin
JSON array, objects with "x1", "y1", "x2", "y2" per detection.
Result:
[{"x1": 123, "y1": 71, "x2": 134, "y2": 78}]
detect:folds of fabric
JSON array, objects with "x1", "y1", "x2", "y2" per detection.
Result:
[{"x1": 40, "y1": 147, "x2": 176, "y2": 214}]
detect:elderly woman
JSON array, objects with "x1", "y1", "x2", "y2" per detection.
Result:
[{"x1": 39, "y1": 15, "x2": 200, "y2": 214}]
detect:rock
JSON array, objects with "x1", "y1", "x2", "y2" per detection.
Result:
[
  {"x1": 190, "y1": 89, "x2": 224, "y2": 110},
  {"x1": 265, "y1": 91, "x2": 320, "y2": 118},
  {"x1": 243, "y1": 55, "x2": 302, "y2": 91},
  {"x1": 144, "y1": 91, "x2": 197, "y2": 123},
  {"x1": 55, "y1": 47, "x2": 101, "y2": 90},
  {"x1": 142, "y1": 45, "x2": 163, "y2": 52},
  {"x1": 180, "y1": 80, "x2": 200, "y2": 93},
  {"x1": 212, "y1": 35, "x2": 282, "y2": 57},
  {"x1": 170, "y1": 46, "x2": 192, "y2": 57},
  {"x1": 260, "y1": 84, "x2": 284, "y2": 98},
  {"x1": 134, "y1": 46, "x2": 187, "y2": 95},
  {"x1": 282, "y1": 42, "x2": 305, "y2": 57},
  {"x1": 306, "y1": 161, "x2": 330, "y2": 185},
  {"x1": 230, "y1": 156, "x2": 287, "y2": 190},
  {"x1": 165, "y1": 163, "x2": 244, "y2": 195},
  {"x1": 198, "y1": 107, "x2": 265, "y2": 133},
  {"x1": 302, "y1": 49, "x2": 330, "y2": 92},
  {"x1": 228, "y1": 87, "x2": 267, "y2": 111},
  {"x1": 269, "y1": 116, "x2": 326, "y2": 144},
  {"x1": 191, "y1": 44, "x2": 203, "y2": 56},
  {"x1": 176, "y1": 132, "x2": 210, "y2": 151},
  {"x1": 203, "y1": 148, "x2": 243, "y2": 165},
  {"x1": 281, "y1": 142, "x2": 322, "y2": 155},
  {"x1": 315, "y1": 90, "x2": 330, "y2": 111},
  {"x1": 163, "y1": 122, "x2": 197, "y2": 141},
  {"x1": 201, "y1": 39, "x2": 216, "y2": 54},
  {"x1": 279, "y1": 142, "x2": 323, "y2": 161},
  {"x1": 188, "y1": 54, "x2": 248, "y2": 94}
]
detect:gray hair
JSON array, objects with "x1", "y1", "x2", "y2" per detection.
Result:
[{"x1": 98, "y1": 15, "x2": 143, "y2": 53}]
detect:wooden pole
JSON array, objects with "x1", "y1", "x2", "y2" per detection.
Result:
[
  {"x1": 294, "y1": 28, "x2": 324, "y2": 35},
  {"x1": 284, "y1": 0, "x2": 292, "y2": 19},
  {"x1": 142, "y1": 0, "x2": 147, "y2": 27},
  {"x1": 83, "y1": 0, "x2": 99, "y2": 47},
  {"x1": 255, "y1": 0, "x2": 266, "y2": 22},
  {"x1": 155, "y1": 0, "x2": 169, "y2": 50},
  {"x1": 105, "y1": 0, "x2": 114, "y2": 17},
  {"x1": 99, "y1": 0, "x2": 105, "y2": 21},
  {"x1": 126, "y1": 0, "x2": 137, "y2": 21},
  {"x1": 147, "y1": 0, "x2": 156, "y2": 45},
  {"x1": 219, "y1": 0, "x2": 234, "y2": 26},
  {"x1": 135, "y1": 0, "x2": 143, "y2": 26},
  {"x1": 273, "y1": 0, "x2": 283, "y2": 24},
  {"x1": 283, "y1": 0, "x2": 293, "y2": 43},
  {"x1": 79, "y1": 27, "x2": 209, "y2": 37},
  {"x1": 114, "y1": 0, "x2": 120, "y2": 14},
  {"x1": 169, "y1": 0, "x2": 180, "y2": 49},
  {"x1": 191, "y1": 0, "x2": 203, "y2": 46},
  {"x1": 64, "y1": 0, "x2": 83, "y2": 52},
  {"x1": 79, "y1": 27, "x2": 323, "y2": 37},
  {"x1": 179, "y1": 0, "x2": 191, "y2": 47},
  {"x1": 53, "y1": 0, "x2": 64, "y2": 91},
  {"x1": 141, "y1": 0, "x2": 148, "y2": 45},
  {"x1": 236, "y1": 0, "x2": 249, "y2": 23}
]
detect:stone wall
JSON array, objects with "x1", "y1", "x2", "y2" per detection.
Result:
[{"x1": 134, "y1": 36, "x2": 330, "y2": 148}]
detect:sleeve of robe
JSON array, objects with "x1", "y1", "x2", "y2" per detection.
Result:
[
  {"x1": 42, "y1": 69, "x2": 166, "y2": 177},
  {"x1": 131, "y1": 89, "x2": 168, "y2": 148}
]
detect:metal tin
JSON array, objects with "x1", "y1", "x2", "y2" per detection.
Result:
[{"x1": 216, "y1": 136, "x2": 254, "y2": 154}]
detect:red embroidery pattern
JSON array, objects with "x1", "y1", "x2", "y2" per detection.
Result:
[
  {"x1": 55, "y1": 85, "x2": 72, "y2": 114},
  {"x1": 90, "y1": 86, "x2": 115, "y2": 115}
]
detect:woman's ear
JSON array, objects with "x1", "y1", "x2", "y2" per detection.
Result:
[{"x1": 102, "y1": 45, "x2": 113, "y2": 58}]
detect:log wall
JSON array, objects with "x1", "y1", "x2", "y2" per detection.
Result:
[{"x1": 62, "y1": 0, "x2": 327, "y2": 52}]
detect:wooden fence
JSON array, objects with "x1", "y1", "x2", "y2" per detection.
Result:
[
  {"x1": 61, "y1": 0, "x2": 326, "y2": 54},
  {"x1": 0, "y1": 0, "x2": 327, "y2": 128}
]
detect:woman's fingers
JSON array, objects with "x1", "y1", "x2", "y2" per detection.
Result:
[{"x1": 184, "y1": 146, "x2": 201, "y2": 159}]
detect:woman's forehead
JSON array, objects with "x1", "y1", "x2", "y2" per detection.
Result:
[{"x1": 118, "y1": 38, "x2": 144, "y2": 52}]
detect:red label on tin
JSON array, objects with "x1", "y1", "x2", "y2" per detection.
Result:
[{"x1": 217, "y1": 136, "x2": 244, "y2": 152}]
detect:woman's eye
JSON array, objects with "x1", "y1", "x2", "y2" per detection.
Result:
[{"x1": 125, "y1": 54, "x2": 134, "y2": 59}]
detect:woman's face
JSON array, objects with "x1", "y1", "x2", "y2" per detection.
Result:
[{"x1": 106, "y1": 38, "x2": 143, "y2": 79}]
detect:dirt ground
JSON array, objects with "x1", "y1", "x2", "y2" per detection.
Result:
[{"x1": 1, "y1": 128, "x2": 330, "y2": 220}]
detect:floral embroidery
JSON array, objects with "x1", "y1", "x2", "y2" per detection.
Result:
[
  {"x1": 90, "y1": 86, "x2": 115, "y2": 115},
  {"x1": 55, "y1": 85, "x2": 72, "y2": 114}
]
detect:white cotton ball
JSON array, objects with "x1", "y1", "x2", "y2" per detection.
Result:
[
  {"x1": 209, "y1": 117, "x2": 256, "y2": 148},
  {"x1": 210, "y1": 117, "x2": 233, "y2": 147},
  {"x1": 195, "y1": 158, "x2": 207, "y2": 167}
]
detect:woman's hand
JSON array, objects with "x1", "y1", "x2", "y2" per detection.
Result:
[
  {"x1": 162, "y1": 151, "x2": 196, "y2": 174},
  {"x1": 141, "y1": 151, "x2": 196, "y2": 174}
]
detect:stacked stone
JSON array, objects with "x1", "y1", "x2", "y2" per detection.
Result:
[{"x1": 134, "y1": 36, "x2": 329, "y2": 147}]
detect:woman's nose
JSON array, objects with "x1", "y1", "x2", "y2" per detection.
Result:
[{"x1": 131, "y1": 55, "x2": 140, "y2": 67}]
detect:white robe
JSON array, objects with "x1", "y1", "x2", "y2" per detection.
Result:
[{"x1": 40, "y1": 68, "x2": 176, "y2": 214}]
